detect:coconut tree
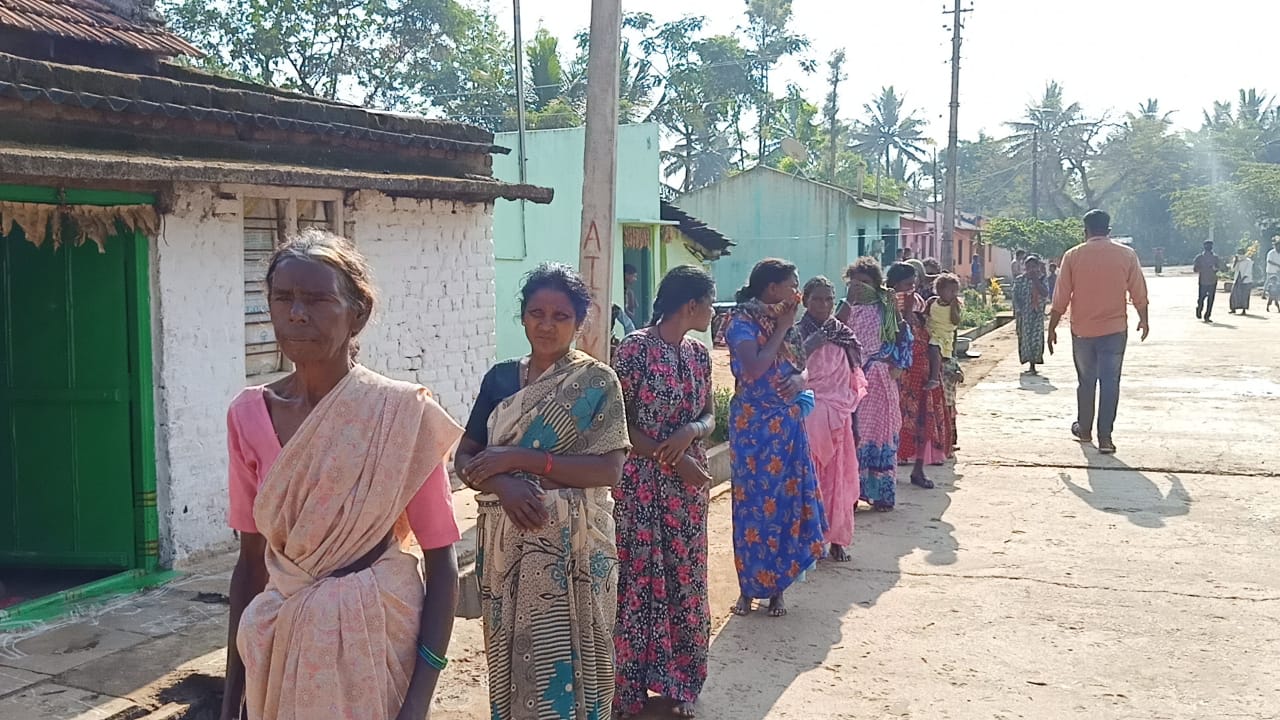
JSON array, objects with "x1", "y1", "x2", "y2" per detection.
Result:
[{"x1": 851, "y1": 86, "x2": 928, "y2": 182}]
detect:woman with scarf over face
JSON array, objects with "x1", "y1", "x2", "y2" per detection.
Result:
[
  {"x1": 724, "y1": 259, "x2": 827, "y2": 618},
  {"x1": 1012, "y1": 255, "x2": 1050, "y2": 374},
  {"x1": 798, "y1": 277, "x2": 868, "y2": 563},
  {"x1": 836, "y1": 258, "x2": 913, "y2": 512}
]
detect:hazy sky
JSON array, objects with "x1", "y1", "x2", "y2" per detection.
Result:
[{"x1": 492, "y1": 0, "x2": 1276, "y2": 142}]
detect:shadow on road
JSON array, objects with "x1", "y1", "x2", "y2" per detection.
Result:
[
  {"x1": 1058, "y1": 450, "x2": 1192, "y2": 529},
  {"x1": 1017, "y1": 372, "x2": 1058, "y2": 395},
  {"x1": 689, "y1": 468, "x2": 960, "y2": 720}
]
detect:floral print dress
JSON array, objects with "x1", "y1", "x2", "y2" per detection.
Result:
[
  {"x1": 724, "y1": 313, "x2": 827, "y2": 600},
  {"x1": 611, "y1": 330, "x2": 713, "y2": 715}
]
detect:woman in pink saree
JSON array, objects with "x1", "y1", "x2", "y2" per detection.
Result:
[
  {"x1": 221, "y1": 230, "x2": 463, "y2": 720},
  {"x1": 798, "y1": 277, "x2": 868, "y2": 563}
]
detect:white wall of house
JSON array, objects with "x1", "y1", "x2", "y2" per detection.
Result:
[
  {"x1": 150, "y1": 184, "x2": 497, "y2": 565},
  {"x1": 348, "y1": 191, "x2": 496, "y2": 421},
  {"x1": 152, "y1": 183, "x2": 247, "y2": 564}
]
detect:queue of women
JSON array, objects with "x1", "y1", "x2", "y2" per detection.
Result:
[{"x1": 218, "y1": 229, "x2": 962, "y2": 720}]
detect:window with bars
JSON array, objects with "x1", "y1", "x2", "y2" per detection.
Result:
[{"x1": 243, "y1": 195, "x2": 342, "y2": 377}]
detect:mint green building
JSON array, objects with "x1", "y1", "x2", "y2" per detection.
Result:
[
  {"x1": 492, "y1": 124, "x2": 732, "y2": 358},
  {"x1": 677, "y1": 166, "x2": 909, "y2": 299}
]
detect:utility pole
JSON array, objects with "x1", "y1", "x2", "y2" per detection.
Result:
[
  {"x1": 577, "y1": 0, "x2": 622, "y2": 362},
  {"x1": 941, "y1": 0, "x2": 970, "y2": 271},
  {"x1": 1030, "y1": 126, "x2": 1039, "y2": 219}
]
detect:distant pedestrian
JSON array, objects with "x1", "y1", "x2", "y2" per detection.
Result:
[
  {"x1": 1229, "y1": 251, "x2": 1255, "y2": 315},
  {"x1": 970, "y1": 253, "x2": 984, "y2": 290},
  {"x1": 1013, "y1": 255, "x2": 1050, "y2": 375},
  {"x1": 1154, "y1": 247, "x2": 1165, "y2": 275},
  {"x1": 612, "y1": 265, "x2": 717, "y2": 719},
  {"x1": 1266, "y1": 238, "x2": 1280, "y2": 313},
  {"x1": 837, "y1": 258, "x2": 913, "y2": 512},
  {"x1": 725, "y1": 259, "x2": 827, "y2": 618},
  {"x1": 799, "y1": 276, "x2": 867, "y2": 564},
  {"x1": 1193, "y1": 241, "x2": 1220, "y2": 322},
  {"x1": 1048, "y1": 210, "x2": 1150, "y2": 455},
  {"x1": 1012, "y1": 249, "x2": 1028, "y2": 278},
  {"x1": 1047, "y1": 262, "x2": 1059, "y2": 304},
  {"x1": 623, "y1": 263, "x2": 641, "y2": 327}
]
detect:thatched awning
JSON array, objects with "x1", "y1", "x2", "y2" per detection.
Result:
[{"x1": 0, "y1": 200, "x2": 157, "y2": 251}]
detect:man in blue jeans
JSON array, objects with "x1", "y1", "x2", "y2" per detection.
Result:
[{"x1": 1047, "y1": 210, "x2": 1150, "y2": 455}]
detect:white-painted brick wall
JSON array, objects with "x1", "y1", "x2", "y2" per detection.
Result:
[
  {"x1": 347, "y1": 191, "x2": 496, "y2": 428},
  {"x1": 150, "y1": 185, "x2": 497, "y2": 565},
  {"x1": 152, "y1": 183, "x2": 245, "y2": 564}
]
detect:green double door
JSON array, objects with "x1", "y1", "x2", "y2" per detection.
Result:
[{"x1": 0, "y1": 225, "x2": 140, "y2": 569}]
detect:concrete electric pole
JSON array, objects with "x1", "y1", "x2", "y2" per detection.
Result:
[
  {"x1": 577, "y1": 0, "x2": 622, "y2": 361},
  {"x1": 941, "y1": 0, "x2": 970, "y2": 271}
]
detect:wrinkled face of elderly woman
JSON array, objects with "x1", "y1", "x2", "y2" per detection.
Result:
[
  {"x1": 268, "y1": 257, "x2": 367, "y2": 365},
  {"x1": 804, "y1": 284, "x2": 836, "y2": 323}
]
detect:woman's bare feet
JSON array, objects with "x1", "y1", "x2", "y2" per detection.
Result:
[
  {"x1": 670, "y1": 700, "x2": 697, "y2": 718},
  {"x1": 768, "y1": 594, "x2": 787, "y2": 617},
  {"x1": 730, "y1": 594, "x2": 754, "y2": 616},
  {"x1": 829, "y1": 544, "x2": 851, "y2": 562}
]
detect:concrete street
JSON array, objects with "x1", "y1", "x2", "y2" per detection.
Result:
[
  {"x1": 1, "y1": 269, "x2": 1276, "y2": 719},
  {"x1": 695, "y1": 270, "x2": 1280, "y2": 719}
]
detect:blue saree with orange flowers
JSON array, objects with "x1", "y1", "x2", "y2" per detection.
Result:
[{"x1": 724, "y1": 313, "x2": 827, "y2": 600}]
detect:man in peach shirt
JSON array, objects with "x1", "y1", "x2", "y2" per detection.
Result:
[{"x1": 1047, "y1": 210, "x2": 1150, "y2": 455}]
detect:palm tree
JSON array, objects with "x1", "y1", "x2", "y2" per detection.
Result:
[{"x1": 851, "y1": 86, "x2": 928, "y2": 181}]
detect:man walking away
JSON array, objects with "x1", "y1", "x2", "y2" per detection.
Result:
[
  {"x1": 1193, "y1": 241, "x2": 1220, "y2": 323},
  {"x1": 1266, "y1": 238, "x2": 1280, "y2": 313},
  {"x1": 1048, "y1": 210, "x2": 1149, "y2": 455}
]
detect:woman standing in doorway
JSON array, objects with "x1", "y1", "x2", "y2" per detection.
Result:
[
  {"x1": 456, "y1": 263, "x2": 631, "y2": 720},
  {"x1": 612, "y1": 266, "x2": 717, "y2": 719},
  {"x1": 837, "y1": 258, "x2": 913, "y2": 512},
  {"x1": 725, "y1": 259, "x2": 827, "y2": 618},
  {"x1": 798, "y1": 277, "x2": 867, "y2": 563},
  {"x1": 222, "y1": 230, "x2": 462, "y2": 720}
]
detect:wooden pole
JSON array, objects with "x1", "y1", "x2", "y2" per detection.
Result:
[{"x1": 577, "y1": 0, "x2": 622, "y2": 361}]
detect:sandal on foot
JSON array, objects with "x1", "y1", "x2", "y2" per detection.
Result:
[
  {"x1": 730, "y1": 597, "x2": 754, "y2": 616},
  {"x1": 911, "y1": 474, "x2": 935, "y2": 489},
  {"x1": 872, "y1": 501, "x2": 894, "y2": 512},
  {"x1": 829, "y1": 544, "x2": 851, "y2": 563}
]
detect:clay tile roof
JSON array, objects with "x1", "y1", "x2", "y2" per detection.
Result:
[{"x1": 0, "y1": 0, "x2": 201, "y2": 57}]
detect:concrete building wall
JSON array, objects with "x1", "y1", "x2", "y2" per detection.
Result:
[
  {"x1": 151, "y1": 184, "x2": 246, "y2": 563},
  {"x1": 348, "y1": 191, "x2": 496, "y2": 421},
  {"x1": 491, "y1": 124, "x2": 661, "y2": 359},
  {"x1": 151, "y1": 185, "x2": 496, "y2": 564},
  {"x1": 678, "y1": 171, "x2": 852, "y2": 299}
]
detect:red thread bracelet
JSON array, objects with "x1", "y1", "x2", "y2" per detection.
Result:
[{"x1": 543, "y1": 451, "x2": 553, "y2": 476}]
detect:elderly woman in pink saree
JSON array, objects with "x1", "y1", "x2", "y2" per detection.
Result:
[
  {"x1": 798, "y1": 277, "x2": 868, "y2": 563},
  {"x1": 221, "y1": 230, "x2": 462, "y2": 720}
]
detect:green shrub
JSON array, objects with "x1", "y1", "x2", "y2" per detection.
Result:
[{"x1": 710, "y1": 387, "x2": 733, "y2": 444}]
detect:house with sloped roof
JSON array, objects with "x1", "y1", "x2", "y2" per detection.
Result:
[
  {"x1": 0, "y1": 0, "x2": 550, "y2": 616},
  {"x1": 677, "y1": 165, "x2": 909, "y2": 299}
]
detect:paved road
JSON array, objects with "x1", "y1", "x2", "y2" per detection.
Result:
[{"x1": 696, "y1": 271, "x2": 1280, "y2": 719}]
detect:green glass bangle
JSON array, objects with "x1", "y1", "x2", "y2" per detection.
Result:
[{"x1": 417, "y1": 643, "x2": 448, "y2": 671}]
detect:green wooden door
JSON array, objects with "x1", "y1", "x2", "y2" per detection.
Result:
[{"x1": 0, "y1": 225, "x2": 138, "y2": 569}]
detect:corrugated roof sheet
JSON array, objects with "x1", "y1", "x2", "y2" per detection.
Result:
[
  {"x1": 661, "y1": 200, "x2": 734, "y2": 255},
  {"x1": 0, "y1": 0, "x2": 201, "y2": 57}
]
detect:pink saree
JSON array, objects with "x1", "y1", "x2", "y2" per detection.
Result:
[
  {"x1": 237, "y1": 366, "x2": 462, "y2": 720},
  {"x1": 803, "y1": 342, "x2": 868, "y2": 548}
]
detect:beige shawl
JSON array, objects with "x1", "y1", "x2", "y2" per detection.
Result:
[{"x1": 238, "y1": 366, "x2": 462, "y2": 720}]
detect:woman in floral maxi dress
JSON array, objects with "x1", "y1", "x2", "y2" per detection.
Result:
[
  {"x1": 838, "y1": 258, "x2": 913, "y2": 512},
  {"x1": 612, "y1": 266, "x2": 718, "y2": 719},
  {"x1": 894, "y1": 265, "x2": 950, "y2": 488}
]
